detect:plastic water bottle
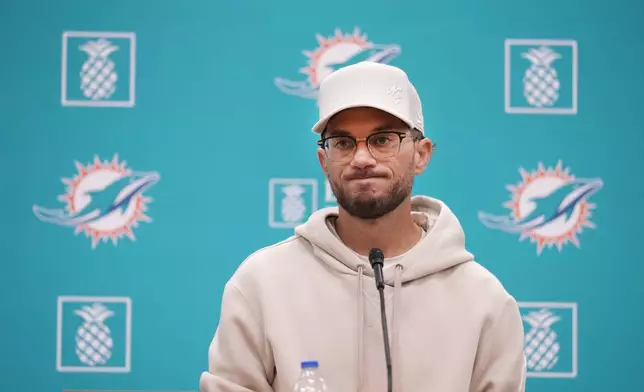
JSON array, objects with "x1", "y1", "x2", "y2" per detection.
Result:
[{"x1": 292, "y1": 360, "x2": 329, "y2": 392}]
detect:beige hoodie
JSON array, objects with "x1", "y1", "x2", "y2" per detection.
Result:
[{"x1": 200, "y1": 196, "x2": 526, "y2": 392}]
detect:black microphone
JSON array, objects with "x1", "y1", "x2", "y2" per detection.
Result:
[{"x1": 369, "y1": 248, "x2": 392, "y2": 392}]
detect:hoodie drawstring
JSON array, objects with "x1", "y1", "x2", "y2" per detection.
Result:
[
  {"x1": 355, "y1": 263, "x2": 404, "y2": 392},
  {"x1": 357, "y1": 265, "x2": 365, "y2": 392},
  {"x1": 393, "y1": 264, "x2": 403, "y2": 392}
]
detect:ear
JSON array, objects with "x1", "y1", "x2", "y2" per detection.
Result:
[
  {"x1": 317, "y1": 148, "x2": 328, "y2": 176},
  {"x1": 413, "y1": 138, "x2": 433, "y2": 175}
]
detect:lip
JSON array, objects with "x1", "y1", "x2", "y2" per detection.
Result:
[{"x1": 348, "y1": 177, "x2": 385, "y2": 182}]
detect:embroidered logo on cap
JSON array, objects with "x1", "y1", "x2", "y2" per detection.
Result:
[{"x1": 387, "y1": 84, "x2": 403, "y2": 104}]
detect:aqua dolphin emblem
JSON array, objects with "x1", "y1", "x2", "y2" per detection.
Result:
[
  {"x1": 274, "y1": 29, "x2": 401, "y2": 99},
  {"x1": 33, "y1": 171, "x2": 160, "y2": 227},
  {"x1": 478, "y1": 178, "x2": 603, "y2": 234}
]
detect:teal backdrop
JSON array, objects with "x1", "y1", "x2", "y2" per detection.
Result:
[{"x1": 2, "y1": 0, "x2": 643, "y2": 391}]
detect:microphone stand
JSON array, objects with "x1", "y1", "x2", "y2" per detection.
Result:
[{"x1": 369, "y1": 248, "x2": 393, "y2": 392}]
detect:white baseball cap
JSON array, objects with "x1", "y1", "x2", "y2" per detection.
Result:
[{"x1": 312, "y1": 61, "x2": 424, "y2": 135}]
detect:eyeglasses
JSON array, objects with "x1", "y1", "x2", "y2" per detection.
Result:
[{"x1": 316, "y1": 130, "x2": 410, "y2": 162}]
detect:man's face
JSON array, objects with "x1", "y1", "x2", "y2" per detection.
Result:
[{"x1": 317, "y1": 107, "x2": 432, "y2": 220}]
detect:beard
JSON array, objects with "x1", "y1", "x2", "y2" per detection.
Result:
[{"x1": 328, "y1": 167, "x2": 414, "y2": 220}]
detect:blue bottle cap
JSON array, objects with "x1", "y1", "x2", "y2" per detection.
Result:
[{"x1": 301, "y1": 361, "x2": 319, "y2": 368}]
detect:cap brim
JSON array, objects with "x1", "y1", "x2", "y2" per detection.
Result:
[{"x1": 312, "y1": 102, "x2": 413, "y2": 134}]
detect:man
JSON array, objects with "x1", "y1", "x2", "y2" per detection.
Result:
[{"x1": 200, "y1": 61, "x2": 526, "y2": 392}]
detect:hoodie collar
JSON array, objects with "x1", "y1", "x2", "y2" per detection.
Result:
[{"x1": 294, "y1": 195, "x2": 474, "y2": 285}]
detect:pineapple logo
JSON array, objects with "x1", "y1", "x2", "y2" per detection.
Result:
[
  {"x1": 74, "y1": 303, "x2": 115, "y2": 366},
  {"x1": 57, "y1": 296, "x2": 131, "y2": 373},
  {"x1": 79, "y1": 38, "x2": 119, "y2": 101},
  {"x1": 478, "y1": 161, "x2": 603, "y2": 255},
  {"x1": 33, "y1": 154, "x2": 160, "y2": 248},
  {"x1": 505, "y1": 39, "x2": 578, "y2": 114},
  {"x1": 518, "y1": 302, "x2": 577, "y2": 378},
  {"x1": 61, "y1": 31, "x2": 136, "y2": 107},
  {"x1": 274, "y1": 27, "x2": 401, "y2": 99},
  {"x1": 521, "y1": 46, "x2": 561, "y2": 108},
  {"x1": 281, "y1": 184, "x2": 307, "y2": 223},
  {"x1": 523, "y1": 308, "x2": 561, "y2": 372},
  {"x1": 269, "y1": 178, "x2": 317, "y2": 228}
]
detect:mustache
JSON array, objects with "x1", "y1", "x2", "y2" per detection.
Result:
[{"x1": 344, "y1": 171, "x2": 388, "y2": 180}]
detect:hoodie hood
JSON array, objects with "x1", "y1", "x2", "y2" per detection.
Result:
[{"x1": 295, "y1": 195, "x2": 474, "y2": 285}]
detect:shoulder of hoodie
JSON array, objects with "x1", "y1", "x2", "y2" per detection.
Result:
[
  {"x1": 226, "y1": 234, "x2": 311, "y2": 288},
  {"x1": 448, "y1": 259, "x2": 519, "y2": 309}
]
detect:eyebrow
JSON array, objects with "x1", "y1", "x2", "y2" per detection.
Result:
[{"x1": 325, "y1": 123, "x2": 400, "y2": 137}]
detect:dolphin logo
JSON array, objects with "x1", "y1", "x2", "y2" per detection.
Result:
[
  {"x1": 274, "y1": 30, "x2": 401, "y2": 99},
  {"x1": 33, "y1": 171, "x2": 160, "y2": 227},
  {"x1": 478, "y1": 178, "x2": 604, "y2": 234}
]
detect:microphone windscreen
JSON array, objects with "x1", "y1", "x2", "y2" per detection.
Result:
[{"x1": 369, "y1": 248, "x2": 384, "y2": 266}]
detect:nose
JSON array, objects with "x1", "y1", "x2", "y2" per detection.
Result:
[{"x1": 350, "y1": 142, "x2": 376, "y2": 169}]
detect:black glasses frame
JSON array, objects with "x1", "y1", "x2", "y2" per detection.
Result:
[{"x1": 316, "y1": 130, "x2": 409, "y2": 149}]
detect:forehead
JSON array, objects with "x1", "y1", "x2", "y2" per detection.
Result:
[{"x1": 325, "y1": 107, "x2": 408, "y2": 135}]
